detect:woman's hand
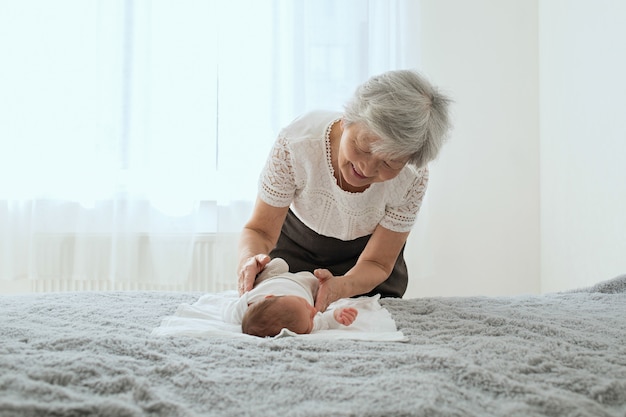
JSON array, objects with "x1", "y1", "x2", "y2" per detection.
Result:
[
  {"x1": 314, "y1": 269, "x2": 348, "y2": 312},
  {"x1": 238, "y1": 254, "x2": 271, "y2": 295},
  {"x1": 237, "y1": 198, "x2": 290, "y2": 295}
]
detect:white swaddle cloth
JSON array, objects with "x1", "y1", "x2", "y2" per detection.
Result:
[
  {"x1": 152, "y1": 258, "x2": 407, "y2": 341},
  {"x1": 152, "y1": 291, "x2": 406, "y2": 341}
]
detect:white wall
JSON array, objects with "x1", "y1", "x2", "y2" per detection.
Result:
[
  {"x1": 405, "y1": 0, "x2": 541, "y2": 298},
  {"x1": 405, "y1": 0, "x2": 626, "y2": 299},
  {"x1": 539, "y1": 0, "x2": 626, "y2": 292}
]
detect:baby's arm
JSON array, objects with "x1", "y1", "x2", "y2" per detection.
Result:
[
  {"x1": 333, "y1": 307, "x2": 358, "y2": 326},
  {"x1": 313, "y1": 307, "x2": 358, "y2": 332}
]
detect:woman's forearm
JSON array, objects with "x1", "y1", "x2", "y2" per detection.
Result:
[
  {"x1": 342, "y1": 259, "x2": 391, "y2": 297},
  {"x1": 237, "y1": 226, "x2": 275, "y2": 268},
  {"x1": 314, "y1": 260, "x2": 390, "y2": 312}
]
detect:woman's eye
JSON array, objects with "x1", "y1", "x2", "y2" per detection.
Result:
[{"x1": 384, "y1": 160, "x2": 404, "y2": 170}]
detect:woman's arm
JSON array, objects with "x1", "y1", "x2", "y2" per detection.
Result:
[
  {"x1": 314, "y1": 224, "x2": 410, "y2": 311},
  {"x1": 237, "y1": 197, "x2": 290, "y2": 294}
]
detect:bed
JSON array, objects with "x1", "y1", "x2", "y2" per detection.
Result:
[{"x1": 1, "y1": 274, "x2": 625, "y2": 417}]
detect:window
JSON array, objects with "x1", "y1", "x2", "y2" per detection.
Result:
[{"x1": 0, "y1": 0, "x2": 415, "y2": 289}]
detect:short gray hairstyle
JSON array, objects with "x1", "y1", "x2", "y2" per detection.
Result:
[{"x1": 343, "y1": 69, "x2": 452, "y2": 168}]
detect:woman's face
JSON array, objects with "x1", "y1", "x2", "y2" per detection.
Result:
[{"x1": 337, "y1": 121, "x2": 408, "y2": 189}]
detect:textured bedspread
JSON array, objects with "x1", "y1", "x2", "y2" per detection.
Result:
[{"x1": 1, "y1": 275, "x2": 625, "y2": 417}]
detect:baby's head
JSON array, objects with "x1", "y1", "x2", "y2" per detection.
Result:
[{"x1": 242, "y1": 295, "x2": 317, "y2": 337}]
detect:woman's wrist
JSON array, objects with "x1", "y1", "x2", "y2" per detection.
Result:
[
  {"x1": 333, "y1": 275, "x2": 359, "y2": 300},
  {"x1": 341, "y1": 268, "x2": 385, "y2": 297}
]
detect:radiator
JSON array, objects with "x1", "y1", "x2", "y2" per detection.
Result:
[{"x1": 28, "y1": 233, "x2": 240, "y2": 293}]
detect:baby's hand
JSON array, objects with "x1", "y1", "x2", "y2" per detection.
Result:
[{"x1": 333, "y1": 307, "x2": 358, "y2": 326}]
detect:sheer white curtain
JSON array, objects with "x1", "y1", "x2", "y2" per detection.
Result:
[{"x1": 0, "y1": 0, "x2": 417, "y2": 293}]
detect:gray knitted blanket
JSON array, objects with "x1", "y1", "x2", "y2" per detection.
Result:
[{"x1": 1, "y1": 274, "x2": 625, "y2": 417}]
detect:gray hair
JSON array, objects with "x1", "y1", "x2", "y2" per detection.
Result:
[{"x1": 343, "y1": 69, "x2": 452, "y2": 168}]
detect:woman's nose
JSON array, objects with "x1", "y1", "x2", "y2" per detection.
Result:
[{"x1": 358, "y1": 158, "x2": 380, "y2": 177}]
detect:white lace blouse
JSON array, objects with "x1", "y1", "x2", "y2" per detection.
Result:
[{"x1": 258, "y1": 110, "x2": 429, "y2": 241}]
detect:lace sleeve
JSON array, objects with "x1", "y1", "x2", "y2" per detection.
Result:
[
  {"x1": 258, "y1": 134, "x2": 296, "y2": 207},
  {"x1": 380, "y1": 166, "x2": 429, "y2": 232}
]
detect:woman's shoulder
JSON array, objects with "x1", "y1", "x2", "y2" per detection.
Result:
[
  {"x1": 279, "y1": 110, "x2": 342, "y2": 143},
  {"x1": 393, "y1": 164, "x2": 428, "y2": 186},
  {"x1": 378, "y1": 165, "x2": 429, "y2": 209}
]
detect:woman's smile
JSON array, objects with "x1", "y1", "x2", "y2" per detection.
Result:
[
  {"x1": 336, "y1": 120, "x2": 409, "y2": 190},
  {"x1": 351, "y1": 164, "x2": 368, "y2": 180}
]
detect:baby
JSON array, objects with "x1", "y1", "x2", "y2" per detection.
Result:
[{"x1": 223, "y1": 258, "x2": 358, "y2": 337}]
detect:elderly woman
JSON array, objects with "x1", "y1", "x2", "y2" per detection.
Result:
[{"x1": 237, "y1": 69, "x2": 452, "y2": 312}]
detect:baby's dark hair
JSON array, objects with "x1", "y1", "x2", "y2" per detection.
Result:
[{"x1": 242, "y1": 296, "x2": 307, "y2": 337}]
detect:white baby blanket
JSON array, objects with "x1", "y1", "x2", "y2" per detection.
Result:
[{"x1": 152, "y1": 291, "x2": 407, "y2": 342}]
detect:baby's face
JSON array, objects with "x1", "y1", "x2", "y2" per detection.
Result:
[{"x1": 276, "y1": 295, "x2": 317, "y2": 334}]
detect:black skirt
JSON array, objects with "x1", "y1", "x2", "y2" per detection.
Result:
[{"x1": 269, "y1": 209, "x2": 408, "y2": 298}]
